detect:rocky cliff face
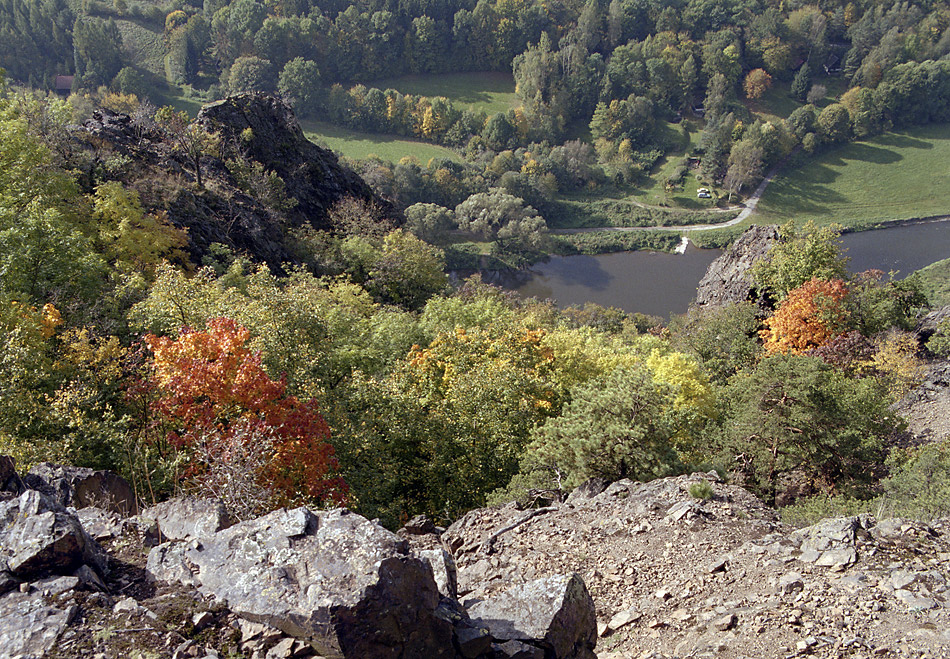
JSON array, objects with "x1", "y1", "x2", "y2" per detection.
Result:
[
  {"x1": 694, "y1": 225, "x2": 780, "y2": 308},
  {"x1": 78, "y1": 94, "x2": 393, "y2": 271}
]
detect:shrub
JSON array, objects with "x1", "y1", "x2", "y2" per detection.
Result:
[{"x1": 688, "y1": 479, "x2": 714, "y2": 499}]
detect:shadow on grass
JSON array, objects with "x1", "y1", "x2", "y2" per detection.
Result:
[
  {"x1": 833, "y1": 142, "x2": 904, "y2": 165},
  {"x1": 874, "y1": 133, "x2": 935, "y2": 150},
  {"x1": 761, "y1": 162, "x2": 851, "y2": 215}
]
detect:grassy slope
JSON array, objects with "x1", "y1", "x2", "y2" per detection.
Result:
[
  {"x1": 367, "y1": 71, "x2": 519, "y2": 115},
  {"x1": 914, "y1": 257, "x2": 950, "y2": 307},
  {"x1": 300, "y1": 119, "x2": 462, "y2": 163},
  {"x1": 116, "y1": 19, "x2": 164, "y2": 76},
  {"x1": 756, "y1": 123, "x2": 950, "y2": 229}
]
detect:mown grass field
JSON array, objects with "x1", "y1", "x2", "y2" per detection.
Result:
[
  {"x1": 367, "y1": 72, "x2": 519, "y2": 115},
  {"x1": 755, "y1": 123, "x2": 950, "y2": 229},
  {"x1": 300, "y1": 119, "x2": 463, "y2": 163}
]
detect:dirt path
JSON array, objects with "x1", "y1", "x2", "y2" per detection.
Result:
[{"x1": 555, "y1": 159, "x2": 784, "y2": 235}]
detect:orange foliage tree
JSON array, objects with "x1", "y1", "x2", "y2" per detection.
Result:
[
  {"x1": 760, "y1": 278, "x2": 850, "y2": 355},
  {"x1": 144, "y1": 318, "x2": 346, "y2": 508},
  {"x1": 744, "y1": 68, "x2": 773, "y2": 100}
]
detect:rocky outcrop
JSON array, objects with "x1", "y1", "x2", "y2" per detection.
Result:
[
  {"x1": 197, "y1": 93, "x2": 388, "y2": 233},
  {"x1": 147, "y1": 507, "x2": 457, "y2": 657},
  {"x1": 23, "y1": 463, "x2": 137, "y2": 516},
  {"x1": 695, "y1": 224, "x2": 780, "y2": 308},
  {"x1": 0, "y1": 490, "x2": 107, "y2": 583},
  {"x1": 78, "y1": 95, "x2": 394, "y2": 272},
  {"x1": 916, "y1": 304, "x2": 950, "y2": 343},
  {"x1": 468, "y1": 573, "x2": 597, "y2": 659}
]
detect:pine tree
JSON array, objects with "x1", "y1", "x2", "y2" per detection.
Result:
[{"x1": 791, "y1": 63, "x2": 811, "y2": 102}]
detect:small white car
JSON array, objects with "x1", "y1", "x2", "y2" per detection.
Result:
[{"x1": 697, "y1": 189, "x2": 712, "y2": 198}]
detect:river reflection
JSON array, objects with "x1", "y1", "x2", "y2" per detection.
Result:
[{"x1": 503, "y1": 220, "x2": 950, "y2": 318}]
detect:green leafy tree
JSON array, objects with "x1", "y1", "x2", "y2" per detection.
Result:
[
  {"x1": 716, "y1": 354, "x2": 897, "y2": 504},
  {"x1": 751, "y1": 221, "x2": 849, "y2": 301},
  {"x1": 404, "y1": 203, "x2": 455, "y2": 243},
  {"x1": 817, "y1": 103, "x2": 851, "y2": 144},
  {"x1": 278, "y1": 58, "x2": 321, "y2": 117},
  {"x1": 519, "y1": 364, "x2": 682, "y2": 491},
  {"x1": 227, "y1": 56, "x2": 273, "y2": 94},
  {"x1": 365, "y1": 230, "x2": 448, "y2": 310}
]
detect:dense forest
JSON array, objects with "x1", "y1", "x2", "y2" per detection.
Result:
[
  {"x1": 2, "y1": 0, "x2": 950, "y2": 528},
  {"x1": 4, "y1": 0, "x2": 950, "y2": 263}
]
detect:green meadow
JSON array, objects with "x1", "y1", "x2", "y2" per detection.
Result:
[
  {"x1": 300, "y1": 119, "x2": 462, "y2": 163},
  {"x1": 755, "y1": 123, "x2": 950, "y2": 229},
  {"x1": 368, "y1": 71, "x2": 519, "y2": 115}
]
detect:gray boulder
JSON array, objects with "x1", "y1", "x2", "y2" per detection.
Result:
[
  {"x1": 23, "y1": 463, "x2": 137, "y2": 516},
  {"x1": 0, "y1": 587, "x2": 77, "y2": 659},
  {"x1": 419, "y1": 548, "x2": 458, "y2": 600},
  {"x1": 467, "y1": 573, "x2": 597, "y2": 659},
  {"x1": 142, "y1": 496, "x2": 231, "y2": 541},
  {"x1": 0, "y1": 490, "x2": 107, "y2": 581},
  {"x1": 147, "y1": 507, "x2": 457, "y2": 658}
]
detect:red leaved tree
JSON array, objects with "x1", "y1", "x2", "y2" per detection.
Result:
[{"x1": 144, "y1": 318, "x2": 346, "y2": 515}]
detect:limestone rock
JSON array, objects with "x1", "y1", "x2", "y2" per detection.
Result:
[
  {"x1": 23, "y1": 463, "x2": 137, "y2": 516},
  {"x1": 0, "y1": 490, "x2": 107, "y2": 581},
  {"x1": 695, "y1": 224, "x2": 780, "y2": 308},
  {"x1": 147, "y1": 507, "x2": 457, "y2": 658},
  {"x1": 467, "y1": 573, "x2": 597, "y2": 659},
  {"x1": 142, "y1": 496, "x2": 231, "y2": 541}
]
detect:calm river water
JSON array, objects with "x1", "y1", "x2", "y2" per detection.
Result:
[{"x1": 504, "y1": 220, "x2": 950, "y2": 318}]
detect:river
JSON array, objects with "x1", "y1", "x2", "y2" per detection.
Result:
[{"x1": 503, "y1": 220, "x2": 950, "y2": 318}]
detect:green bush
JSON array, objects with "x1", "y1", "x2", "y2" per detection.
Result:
[{"x1": 688, "y1": 479, "x2": 713, "y2": 499}]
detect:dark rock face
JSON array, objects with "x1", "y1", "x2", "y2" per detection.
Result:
[
  {"x1": 695, "y1": 225, "x2": 780, "y2": 308},
  {"x1": 147, "y1": 507, "x2": 457, "y2": 658},
  {"x1": 78, "y1": 94, "x2": 393, "y2": 271},
  {"x1": 467, "y1": 573, "x2": 597, "y2": 659},
  {"x1": 0, "y1": 455, "x2": 22, "y2": 501},
  {"x1": 197, "y1": 93, "x2": 388, "y2": 234},
  {"x1": 917, "y1": 304, "x2": 950, "y2": 343},
  {"x1": 23, "y1": 463, "x2": 137, "y2": 516},
  {"x1": 0, "y1": 490, "x2": 107, "y2": 581},
  {"x1": 142, "y1": 496, "x2": 231, "y2": 541}
]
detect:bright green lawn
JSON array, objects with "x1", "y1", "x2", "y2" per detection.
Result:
[
  {"x1": 755, "y1": 123, "x2": 950, "y2": 228},
  {"x1": 300, "y1": 120, "x2": 462, "y2": 163},
  {"x1": 367, "y1": 72, "x2": 519, "y2": 115}
]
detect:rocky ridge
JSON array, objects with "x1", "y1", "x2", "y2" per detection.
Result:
[
  {"x1": 77, "y1": 94, "x2": 392, "y2": 270},
  {"x1": 3, "y1": 455, "x2": 949, "y2": 659},
  {"x1": 694, "y1": 224, "x2": 780, "y2": 309}
]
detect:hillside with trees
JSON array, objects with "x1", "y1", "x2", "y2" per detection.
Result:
[{"x1": 0, "y1": 77, "x2": 947, "y2": 535}]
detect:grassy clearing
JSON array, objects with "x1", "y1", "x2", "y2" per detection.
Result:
[
  {"x1": 367, "y1": 72, "x2": 519, "y2": 115},
  {"x1": 755, "y1": 123, "x2": 950, "y2": 229},
  {"x1": 116, "y1": 19, "x2": 165, "y2": 76},
  {"x1": 300, "y1": 120, "x2": 462, "y2": 163}
]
